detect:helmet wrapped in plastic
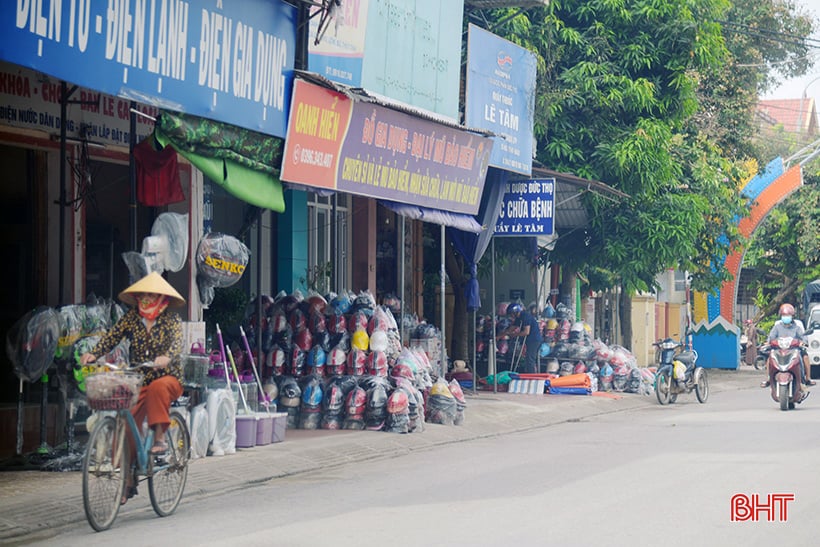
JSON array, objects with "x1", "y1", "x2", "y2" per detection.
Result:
[
  {"x1": 507, "y1": 302, "x2": 523, "y2": 316},
  {"x1": 348, "y1": 310, "x2": 369, "y2": 334},
  {"x1": 347, "y1": 347, "x2": 367, "y2": 375},
  {"x1": 309, "y1": 311, "x2": 327, "y2": 334},
  {"x1": 369, "y1": 330, "x2": 389, "y2": 353},
  {"x1": 351, "y1": 330, "x2": 369, "y2": 352},
  {"x1": 278, "y1": 376, "x2": 301, "y2": 407},
  {"x1": 367, "y1": 350, "x2": 388, "y2": 376},
  {"x1": 327, "y1": 313, "x2": 347, "y2": 335},
  {"x1": 288, "y1": 347, "x2": 306, "y2": 376},
  {"x1": 266, "y1": 347, "x2": 286, "y2": 376},
  {"x1": 330, "y1": 293, "x2": 352, "y2": 315},
  {"x1": 195, "y1": 233, "x2": 249, "y2": 306},
  {"x1": 294, "y1": 329, "x2": 313, "y2": 352}
]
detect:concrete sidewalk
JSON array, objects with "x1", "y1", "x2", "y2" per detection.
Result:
[{"x1": 0, "y1": 368, "x2": 762, "y2": 542}]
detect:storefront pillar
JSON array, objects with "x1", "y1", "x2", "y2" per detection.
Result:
[
  {"x1": 350, "y1": 196, "x2": 376, "y2": 294},
  {"x1": 277, "y1": 189, "x2": 309, "y2": 293}
]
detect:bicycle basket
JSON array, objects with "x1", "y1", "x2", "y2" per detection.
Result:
[{"x1": 85, "y1": 372, "x2": 144, "y2": 411}]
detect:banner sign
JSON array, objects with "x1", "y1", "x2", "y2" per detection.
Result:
[
  {"x1": 0, "y1": 0, "x2": 296, "y2": 138},
  {"x1": 494, "y1": 178, "x2": 555, "y2": 236},
  {"x1": 465, "y1": 24, "x2": 537, "y2": 176},
  {"x1": 308, "y1": 0, "x2": 369, "y2": 86},
  {"x1": 0, "y1": 61, "x2": 154, "y2": 146},
  {"x1": 282, "y1": 79, "x2": 493, "y2": 215}
]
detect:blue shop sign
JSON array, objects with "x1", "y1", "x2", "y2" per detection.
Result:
[
  {"x1": 494, "y1": 178, "x2": 554, "y2": 236},
  {"x1": 1, "y1": 0, "x2": 296, "y2": 138}
]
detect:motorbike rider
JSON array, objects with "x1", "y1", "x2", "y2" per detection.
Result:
[{"x1": 760, "y1": 303, "x2": 814, "y2": 392}]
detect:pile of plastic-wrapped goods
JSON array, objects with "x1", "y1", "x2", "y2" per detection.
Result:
[
  {"x1": 479, "y1": 302, "x2": 655, "y2": 396},
  {"x1": 234, "y1": 289, "x2": 467, "y2": 432},
  {"x1": 540, "y1": 314, "x2": 655, "y2": 395}
]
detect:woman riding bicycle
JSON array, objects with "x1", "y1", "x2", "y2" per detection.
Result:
[{"x1": 80, "y1": 271, "x2": 185, "y2": 504}]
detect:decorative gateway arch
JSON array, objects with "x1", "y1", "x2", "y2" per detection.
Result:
[{"x1": 691, "y1": 157, "x2": 804, "y2": 369}]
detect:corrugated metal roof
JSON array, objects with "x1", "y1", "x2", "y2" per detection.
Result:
[
  {"x1": 757, "y1": 98, "x2": 818, "y2": 135},
  {"x1": 527, "y1": 166, "x2": 628, "y2": 230},
  {"x1": 293, "y1": 70, "x2": 494, "y2": 137}
]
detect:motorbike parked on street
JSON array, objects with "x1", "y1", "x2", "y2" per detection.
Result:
[
  {"x1": 653, "y1": 338, "x2": 708, "y2": 405},
  {"x1": 765, "y1": 336, "x2": 806, "y2": 411}
]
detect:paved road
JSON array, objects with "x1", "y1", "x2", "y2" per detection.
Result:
[{"x1": 0, "y1": 368, "x2": 765, "y2": 543}]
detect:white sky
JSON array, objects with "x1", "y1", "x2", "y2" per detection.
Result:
[{"x1": 762, "y1": 0, "x2": 820, "y2": 100}]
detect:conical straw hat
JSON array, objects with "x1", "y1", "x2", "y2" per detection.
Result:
[{"x1": 119, "y1": 271, "x2": 186, "y2": 308}]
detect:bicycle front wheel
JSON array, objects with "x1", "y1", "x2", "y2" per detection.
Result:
[
  {"x1": 82, "y1": 414, "x2": 127, "y2": 531},
  {"x1": 149, "y1": 410, "x2": 190, "y2": 517}
]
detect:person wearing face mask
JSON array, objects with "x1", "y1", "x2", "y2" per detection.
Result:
[
  {"x1": 80, "y1": 271, "x2": 185, "y2": 503},
  {"x1": 760, "y1": 303, "x2": 815, "y2": 388}
]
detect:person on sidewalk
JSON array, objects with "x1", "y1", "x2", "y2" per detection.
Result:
[
  {"x1": 80, "y1": 271, "x2": 186, "y2": 504},
  {"x1": 760, "y1": 303, "x2": 814, "y2": 391},
  {"x1": 497, "y1": 302, "x2": 543, "y2": 374}
]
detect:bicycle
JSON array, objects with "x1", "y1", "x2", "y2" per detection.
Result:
[{"x1": 82, "y1": 362, "x2": 191, "y2": 531}]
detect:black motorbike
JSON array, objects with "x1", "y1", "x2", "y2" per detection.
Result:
[{"x1": 653, "y1": 338, "x2": 708, "y2": 405}]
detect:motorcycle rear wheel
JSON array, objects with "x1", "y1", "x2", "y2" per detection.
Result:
[
  {"x1": 695, "y1": 368, "x2": 708, "y2": 403},
  {"x1": 778, "y1": 383, "x2": 790, "y2": 411},
  {"x1": 655, "y1": 370, "x2": 673, "y2": 405},
  {"x1": 754, "y1": 356, "x2": 766, "y2": 371}
]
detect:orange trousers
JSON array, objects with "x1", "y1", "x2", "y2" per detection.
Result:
[{"x1": 131, "y1": 375, "x2": 183, "y2": 431}]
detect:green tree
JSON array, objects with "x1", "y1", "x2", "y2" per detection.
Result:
[{"x1": 443, "y1": 1, "x2": 817, "y2": 360}]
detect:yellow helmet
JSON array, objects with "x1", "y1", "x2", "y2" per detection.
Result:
[{"x1": 351, "y1": 330, "x2": 369, "y2": 351}]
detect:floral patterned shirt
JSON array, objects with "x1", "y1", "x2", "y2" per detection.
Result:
[{"x1": 90, "y1": 308, "x2": 183, "y2": 385}]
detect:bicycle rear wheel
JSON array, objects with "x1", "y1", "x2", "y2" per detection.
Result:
[
  {"x1": 82, "y1": 415, "x2": 127, "y2": 531},
  {"x1": 149, "y1": 410, "x2": 190, "y2": 517}
]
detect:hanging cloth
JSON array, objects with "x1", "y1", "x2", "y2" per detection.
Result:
[{"x1": 133, "y1": 134, "x2": 185, "y2": 207}]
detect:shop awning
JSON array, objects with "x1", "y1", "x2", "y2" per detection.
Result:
[
  {"x1": 379, "y1": 200, "x2": 484, "y2": 233},
  {"x1": 154, "y1": 111, "x2": 286, "y2": 212}
]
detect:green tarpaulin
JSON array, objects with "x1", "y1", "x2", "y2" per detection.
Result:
[{"x1": 154, "y1": 111, "x2": 286, "y2": 212}]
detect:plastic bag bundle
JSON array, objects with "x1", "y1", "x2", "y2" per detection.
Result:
[
  {"x1": 385, "y1": 388, "x2": 410, "y2": 433},
  {"x1": 266, "y1": 347, "x2": 286, "y2": 376},
  {"x1": 326, "y1": 312, "x2": 347, "y2": 335},
  {"x1": 190, "y1": 403, "x2": 210, "y2": 460},
  {"x1": 366, "y1": 350, "x2": 388, "y2": 377},
  {"x1": 347, "y1": 347, "x2": 367, "y2": 376},
  {"x1": 559, "y1": 361, "x2": 575, "y2": 376},
  {"x1": 351, "y1": 290, "x2": 376, "y2": 316},
  {"x1": 195, "y1": 232, "x2": 250, "y2": 306},
  {"x1": 448, "y1": 379, "x2": 467, "y2": 426},
  {"x1": 426, "y1": 377, "x2": 457, "y2": 426},
  {"x1": 56, "y1": 305, "x2": 84, "y2": 360},
  {"x1": 6, "y1": 306, "x2": 62, "y2": 383},
  {"x1": 343, "y1": 385, "x2": 367, "y2": 430},
  {"x1": 299, "y1": 375, "x2": 323, "y2": 429},
  {"x1": 327, "y1": 347, "x2": 347, "y2": 376},
  {"x1": 347, "y1": 309, "x2": 368, "y2": 334},
  {"x1": 207, "y1": 389, "x2": 236, "y2": 456},
  {"x1": 408, "y1": 387, "x2": 425, "y2": 433},
  {"x1": 612, "y1": 365, "x2": 630, "y2": 392},
  {"x1": 598, "y1": 363, "x2": 613, "y2": 392},
  {"x1": 367, "y1": 306, "x2": 391, "y2": 335},
  {"x1": 288, "y1": 347, "x2": 306, "y2": 377},
  {"x1": 364, "y1": 382, "x2": 388, "y2": 431},
  {"x1": 369, "y1": 329, "x2": 389, "y2": 353},
  {"x1": 278, "y1": 376, "x2": 301, "y2": 429},
  {"x1": 625, "y1": 367, "x2": 643, "y2": 393},
  {"x1": 321, "y1": 381, "x2": 345, "y2": 430}
]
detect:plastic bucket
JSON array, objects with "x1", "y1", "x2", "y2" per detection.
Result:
[
  {"x1": 255, "y1": 413, "x2": 273, "y2": 445},
  {"x1": 235, "y1": 414, "x2": 258, "y2": 448}
]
